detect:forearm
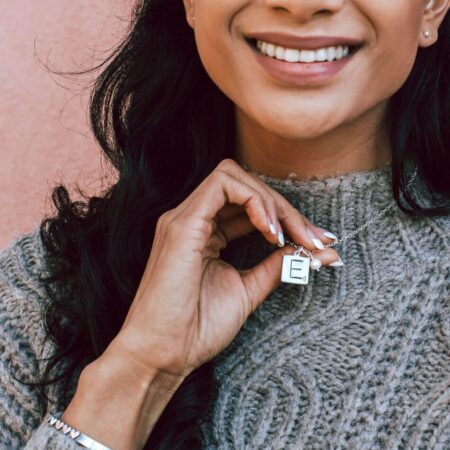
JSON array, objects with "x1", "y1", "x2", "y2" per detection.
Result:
[{"x1": 61, "y1": 350, "x2": 186, "y2": 450}]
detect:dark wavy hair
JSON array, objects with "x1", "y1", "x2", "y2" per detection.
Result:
[{"x1": 15, "y1": 1, "x2": 449, "y2": 448}]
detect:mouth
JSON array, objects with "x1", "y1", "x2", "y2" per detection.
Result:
[
  {"x1": 243, "y1": 33, "x2": 364, "y2": 86},
  {"x1": 245, "y1": 37, "x2": 362, "y2": 64}
]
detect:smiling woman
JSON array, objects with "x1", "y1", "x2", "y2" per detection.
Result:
[{"x1": 0, "y1": 0, "x2": 449, "y2": 449}]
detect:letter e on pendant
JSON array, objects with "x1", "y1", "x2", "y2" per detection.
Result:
[{"x1": 281, "y1": 255, "x2": 310, "y2": 285}]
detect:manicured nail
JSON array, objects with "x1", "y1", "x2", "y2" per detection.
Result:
[
  {"x1": 329, "y1": 257, "x2": 344, "y2": 267},
  {"x1": 323, "y1": 231, "x2": 338, "y2": 241},
  {"x1": 267, "y1": 219, "x2": 277, "y2": 236},
  {"x1": 277, "y1": 230, "x2": 285, "y2": 247},
  {"x1": 306, "y1": 228, "x2": 325, "y2": 250}
]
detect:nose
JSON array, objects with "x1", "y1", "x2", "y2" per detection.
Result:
[{"x1": 264, "y1": 0, "x2": 344, "y2": 22}]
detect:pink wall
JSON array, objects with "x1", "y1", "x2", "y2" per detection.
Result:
[{"x1": 0, "y1": 1, "x2": 131, "y2": 250}]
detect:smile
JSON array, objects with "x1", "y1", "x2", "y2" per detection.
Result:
[
  {"x1": 255, "y1": 40, "x2": 351, "y2": 63},
  {"x1": 245, "y1": 34, "x2": 363, "y2": 86}
]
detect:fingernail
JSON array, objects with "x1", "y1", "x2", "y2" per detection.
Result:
[
  {"x1": 306, "y1": 228, "x2": 325, "y2": 250},
  {"x1": 329, "y1": 257, "x2": 344, "y2": 267},
  {"x1": 323, "y1": 231, "x2": 338, "y2": 241},
  {"x1": 277, "y1": 230, "x2": 285, "y2": 247},
  {"x1": 268, "y1": 219, "x2": 277, "y2": 236}
]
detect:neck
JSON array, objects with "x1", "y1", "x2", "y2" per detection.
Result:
[{"x1": 234, "y1": 104, "x2": 392, "y2": 181}]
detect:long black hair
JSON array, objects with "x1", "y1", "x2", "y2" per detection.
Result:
[{"x1": 15, "y1": 1, "x2": 449, "y2": 448}]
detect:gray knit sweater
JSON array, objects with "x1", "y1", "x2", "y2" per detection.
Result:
[{"x1": 1, "y1": 165, "x2": 449, "y2": 449}]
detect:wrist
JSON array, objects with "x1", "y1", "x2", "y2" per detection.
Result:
[
  {"x1": 87, "y1": 346, "x2": 187, "y2": 395},
  {"x1": 62, "y1": 348, "x2": 186, "y2": 449}
]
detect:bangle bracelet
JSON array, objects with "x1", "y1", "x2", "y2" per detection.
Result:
[{"x1": 45, "y1": 412, "x2": 113, "y2": 450}]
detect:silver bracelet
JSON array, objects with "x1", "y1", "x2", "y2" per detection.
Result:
[{"x1": 45, "y1": 412, "x2": 113, "y2": 450}]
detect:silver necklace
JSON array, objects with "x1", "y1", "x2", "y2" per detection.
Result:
[{"x1": 281, "y1": 167, "x2": 419, "y2": 285}]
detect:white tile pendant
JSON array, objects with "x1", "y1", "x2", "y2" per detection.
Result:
[{"x1": 281, "y1": 254, "x2": 310, "y2": 285}]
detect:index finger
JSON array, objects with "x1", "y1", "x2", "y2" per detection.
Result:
[{"x1": 215, "y1": 160, "x2": 333, "y2": 254}]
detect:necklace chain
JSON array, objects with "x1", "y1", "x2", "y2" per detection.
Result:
[{"x1": 285, "y1": 167, "x2": 419, "y2": 253}]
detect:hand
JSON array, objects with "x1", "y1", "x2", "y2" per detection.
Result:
[{"x1": 104, "y1": 159, "x2": 341, "y2": 379}]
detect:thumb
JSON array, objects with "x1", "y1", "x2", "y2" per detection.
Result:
[{"x1": 240, "y1": 245, "x2": 294, "y2": 315}]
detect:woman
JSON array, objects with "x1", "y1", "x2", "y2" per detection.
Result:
[{"x1": 1, "y1": 0, "x2": 449, "y2": 448}]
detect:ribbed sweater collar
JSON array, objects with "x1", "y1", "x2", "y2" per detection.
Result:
[{"x1": 254, "y1": 164, "x2": 395, "y2": 240}]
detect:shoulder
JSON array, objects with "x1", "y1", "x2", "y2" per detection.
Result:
[
  {"x1": 0, "y1": 227, "x2": 79, "y2": 450},
  {"x1": 0, "y1": 225, "x2": 50, "y2": 298},
  {"x1": 0, "y1": 225, "x2": 52, "y2": 376},
  {"x1": 0, "y1": 226, "x2": 55, "y2": 444}
]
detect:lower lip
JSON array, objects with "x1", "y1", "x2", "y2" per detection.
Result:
[{"x1": 250, "y1": 43, "x2": 355, "y2": 86}]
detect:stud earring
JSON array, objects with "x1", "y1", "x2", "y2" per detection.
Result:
[{"x1": 423, "y1": 30, "x2": 431, "y2": 38}]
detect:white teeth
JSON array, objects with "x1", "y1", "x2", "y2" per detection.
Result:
[
  {"x1": 255, "y1": 39, "x2": 352, "y2": 63},
  {"x1": 275, "y1": 46, "x2": 285, "y2": 60},
  {"x1": 300, "y1": 50, "x2": 315, "y2": 63},
  {"x1": 314, "y1": 48, "x2": 328, "y2": 62},
  {"x1": 266, "y1": 43, "x2": 276, "y2": 57},
  {"x1": 284, "y1": 48, "x2": 300, "y2": 62},
  {"x1": 326, "y1": 47, "x2": 336, "y2": 62}
]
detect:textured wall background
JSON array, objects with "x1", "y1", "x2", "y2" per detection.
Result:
[{"x1": 0, "y1": 0, "x2": 131, "y2": 250}]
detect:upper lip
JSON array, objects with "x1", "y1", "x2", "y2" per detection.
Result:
[{"x1": 245, "y1": 32, "x2": 364, "y2": 50}]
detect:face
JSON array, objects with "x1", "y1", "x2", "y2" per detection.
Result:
[{"x1": 182, "y1": 0, "x2": 448, "y2": 140}]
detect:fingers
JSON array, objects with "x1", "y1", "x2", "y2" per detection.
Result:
[
  {"x1": 177, "y1": 162, "x2": 280, "y2": 247},
  {"x1": 216, "y1": 204, "x2": 247, "y2": 221},
  {"x1": 240, "y1": 169, "x2": 342, "y2": 262},
  {"x1": 216, "y1": 159, "x2": 341, "y2": 260},
  {"x1": 244, "y1": 172, "x2": 337, "y2": 254},
  {"x1": 307, "y1": 247, "x2": 344, "y2": 267},
  {"x1": 302, "y1": 216, "x2": 339, "y2": 246},
  {"x1": 240, "y1": 246, "x2": 292, "y2": 314},
  {"x1": 216, "y1": 213, "x2": 343, "y2": 268},
  {"x1": 217, "y1": 213, "x2": 256, "y2": 242},
  {"x1": 172, "y1": 158, "x2": 341, "y2": 263},
  {"x1": 213, "y1": 160, "x2": 336, "y2": 255}
]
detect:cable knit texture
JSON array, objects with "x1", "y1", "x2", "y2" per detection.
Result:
[{"x1": 0, "y1": 165, "x2": 449, "y2": 449}]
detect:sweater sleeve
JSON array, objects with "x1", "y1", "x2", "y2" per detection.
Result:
[
  {"x1": 21, "y1": 416, "x2": 83, "y2": 450},
  {"x1": 0, "y1": 286, "x2": 82, "y2": 450},
  {"x1": 0, "y1": 232, "x2": 82, "y2": 449}
]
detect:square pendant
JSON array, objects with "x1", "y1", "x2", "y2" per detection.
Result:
[{"x1": 281, "y1": 255, "x2": 310, "y2": 285}]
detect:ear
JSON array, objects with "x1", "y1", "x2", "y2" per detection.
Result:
[
  {"x1": 419, "y1": 0, "x2": 450, "y2": 47},
  {"x1": 182, "y1": 0, "x2": 195, "y2": 29}
]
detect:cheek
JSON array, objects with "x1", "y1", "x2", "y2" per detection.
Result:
[
  {"x1": 193, "y1": 0, "x2": 240, "y2": 71},
  {"x1": 360, "y1": 2, "x2": 423, "y2": 99},
  {"x1": 195, "y1": 34, "x2": 231, "y2": 89}
]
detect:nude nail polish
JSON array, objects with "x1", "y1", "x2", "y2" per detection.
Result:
[
  {"x1": 277, "y1": 230, "x2": 285, "y2": 247},
  {"x1": 268, "y1": 220, "x2": 277, "y2": 236},
  {"x1": 330, "y1": 258, "x2": 344, "y2": 267},
  {"x1": 323, "y1": 231, "x2": 338, "y2": 241},
  {"x1": 306, "y1": 228, "x2": 325, "y2": 250}
]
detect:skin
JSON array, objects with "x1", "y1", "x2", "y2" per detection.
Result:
[
  {"x1": 183, "y1": 0, "x2": 449, "y2": 180},
  {"x1": 60, "y1": 2, "x2": 449, "y2": 449}
]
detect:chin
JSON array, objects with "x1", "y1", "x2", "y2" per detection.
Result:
[{"x1": 258, "y1": 114, "x2": 341, "y2": 140}]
